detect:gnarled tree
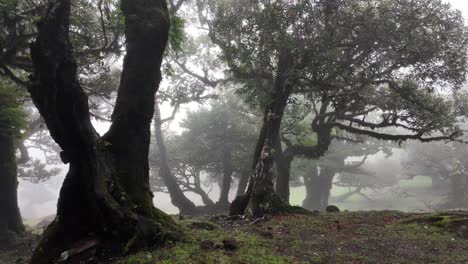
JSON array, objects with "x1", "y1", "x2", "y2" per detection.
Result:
[
  {"x1": 27, "y1": 0, "x2": 177, "y2": 263},
  {"x1": 201, "y1": 0, "x2": 468, "y2": 217}
]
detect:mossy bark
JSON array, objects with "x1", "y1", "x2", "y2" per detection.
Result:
[
  {"x1": 28, "y1": 1, "x2": 179, "y2": 263},
  {"x1": 0, "y1": 133, "x2": 25, "y2": 249}
]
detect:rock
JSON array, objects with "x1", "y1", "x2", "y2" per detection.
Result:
[
  {"x1": 326, "y1": 205, "x2": 340, "y2": 212},
  {"x1": 222, "y1": 239, "x2": 238, "y2": 251},
  {"x1": 200, "y1": 240, "x2": 215, "y2": 250}
]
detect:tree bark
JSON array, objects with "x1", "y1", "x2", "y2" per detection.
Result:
[
  {"x1": 153, "y1": 103, "x2": 199, "y2": 214},
  {"x1": 303, "y1": 166, "x2": 336, "y2": 211},
  {"x1": 236, "y1": 168, "x2": 249, "y2": 197},
  {"x1": 274, "y1": 134, "x2": 292, "y2": 202},
  {"x1": 302, "y1": 164, "x2": 318, "y2": 211},
  {"x1": 0, "y1": 133, "x2": 25, "y2": 249},
  {"x1": 448, "y1": 172, "x2": 468, "y2": 208},
  {"x1": 230, "y1": 52, "x2": 294, "y2": 217},
  {"x1": 28, "y1": 1, "x2": 178, "y2": 263},
  {"x1": 218, "y1": 148, "x2": 233, "y2": 207}
]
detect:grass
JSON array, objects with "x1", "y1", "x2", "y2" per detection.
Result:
[
  {"x1": 117, "y1": 211, "x2": 468, "y2": 264},
  {"x1": 3, "y1": 210, "x2": 467, "y2": 263},
  {"x1": 117, "y1": 218, "x2": 291, "y2": 264}
]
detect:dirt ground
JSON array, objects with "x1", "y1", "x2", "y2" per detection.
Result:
[{"x1": 2, "y1": 210, "x2": 467, "y2": 264}]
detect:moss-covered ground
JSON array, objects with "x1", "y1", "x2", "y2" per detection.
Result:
[
  {"x1": 1, "y1": 210, "x2": 466, "y2": 263},
  {"x1": 116, "y1": 210, "x2": 468, "y2": 264}
]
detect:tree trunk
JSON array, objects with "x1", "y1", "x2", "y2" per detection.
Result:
[
  {"x1": 303, "y1": 166, "x2": 335, "y2": 211},
  {"x1": 431, "y1": 175, "x2": 444, "y2": 191},
  {"x1": 274, "y1": 134, "x2": 292, "y2": 202},
  {"x1": 28, "y1": 1, "x2": 178, "y2": 263},
  {"x1": 302, "y1": 165, "x2": 318, "y2": 211},
  {"x1": 0, "y1": 134, "x2": 25, "y2": 249},
  {"x1": 448, "y1": 172, "x2": 468, "y2": 208},
  {"x1": 236, "y1": 168, "x2": 249, "y2": 197},
  {"x1": 230, "y1": 53, "x2": 294, "y2": 217},
  {"x1": 153, "y1": 103, "x2": 199, "y2": 215},
  {"x1": 218, "y1": 148, "x2": 233, "y2": 207}
]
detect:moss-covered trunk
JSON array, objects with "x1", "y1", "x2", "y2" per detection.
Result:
[
  {"x1": 0, "y1": 134, "x2": 24, "y2": 249},
  {"x1": 28, "y1": 1, "x2": 178, "y2": 263}
]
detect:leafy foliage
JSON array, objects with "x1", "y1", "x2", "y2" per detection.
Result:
[
  {"x1": 203, "y1": 0, "x2": 468, "y2": 141},
  {"x1": 0, "y1": 82, "x2": 26, "y2": 137}
]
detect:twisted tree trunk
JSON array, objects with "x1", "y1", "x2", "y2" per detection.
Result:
[
  {"x1": 218, "y1": 148, "x2": 233, "y2": 207},
  {"x1": 0, "y1": 134, "x2": 24, "y2": 249},
  {"x1": 230, "y1": 53, "x2": 294, "y2": 217},
  {"x1": 153, "y1": 103, "x2": 199, "y2": 215},
  {"x1": 28, "y1": 1, "x2": 178, "y2": 263}
]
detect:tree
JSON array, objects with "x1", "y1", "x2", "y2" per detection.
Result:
[
  {"x1": 0, "y1": 0, "x2": 124, "y2": 241},
  {"x1": 151, "y1": 13, "x2": 234, "y2": 214},
  {"x1": 0, "y1": 82, "x2": 27, "y2": 249},
  {"x1": 152, "y1": 43, "x2": 220, "y2": 214},
  {"x1": 27, "y1": 0, "x2": 177, "y2": 263},
  {"x1": 151, "y1": 93, "x2": 258, "y2": 212},
  {"x1": 200, "y1": 0, "x2": 468, "y2": 216},
  {"x1": 304, "y1": 138, "x2": 391, "y2": 210},
  {"x1": 402, "y1": 140, "x2": 468, "y2": 208}
]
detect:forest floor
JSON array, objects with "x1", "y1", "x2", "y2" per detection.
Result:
[
  {"x1": 118, "y1": 210, "x2": 468, "y2": 264},
  {"x1": 1, "y1": 210, "x2": 467, "y2": 264}
]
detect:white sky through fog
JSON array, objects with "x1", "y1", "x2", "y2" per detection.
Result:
[
  {"x1": 446, "y1": 0, "x2": 468, "y2": 19},
  {"x1": 17, "y1": 0, "x2": 468, "y2": 219}
]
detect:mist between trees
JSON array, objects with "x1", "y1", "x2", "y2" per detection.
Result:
[{"x1": 1, "y1": 0, "x2": 468, "y2": 262}]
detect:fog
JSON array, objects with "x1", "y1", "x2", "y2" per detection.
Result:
[{"x1": 13, "y1": 0, "x2": 468, "y2": 222}]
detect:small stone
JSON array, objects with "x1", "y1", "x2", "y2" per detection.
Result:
[{"x1": 222, "y1": 239, "x2": 238, "y2": 251}]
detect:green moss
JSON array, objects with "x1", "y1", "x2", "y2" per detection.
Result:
[{"x1": 119, "y1": 220, "x2": 291, "y2": 264}]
